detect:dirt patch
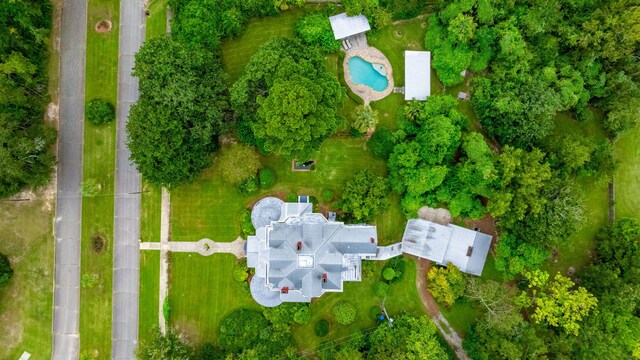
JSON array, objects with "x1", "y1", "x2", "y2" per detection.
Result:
[
  {"x1": 91, "y1": 234, "x2": 106, "y2": 253},
  {"x1": 462, "y1": 215, "x2": 498, "y2": 242},
  {"x1": 396, "y1": 30, "x2": 404, "y2": 37},
  {"x1": 421, "y1": 22, "x2": 427, "y2": 28},
  {"x1": 95, "y1": 20, "x2": 112, "y2": 33}
]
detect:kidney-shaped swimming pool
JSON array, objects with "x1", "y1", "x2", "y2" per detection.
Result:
[{"x1": 348, "y1": 56, "x2": 389, "y2": 92}]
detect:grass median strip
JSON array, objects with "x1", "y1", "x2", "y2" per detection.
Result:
[{"x1": 79, "y1": 0, "x2": 119, "y2": 357}]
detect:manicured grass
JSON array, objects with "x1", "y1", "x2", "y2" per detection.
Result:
[
  {"x1": 168, "y1": 253, "x2": 261, "y2": 344},
  {"x1": 439, "y1": 298, "x2": 480, "y2": 338},
  {"x1": 221, "y1": 7, "x2": 316, "y2": 83},
  {"x1": 0, "y1": 200, "x2": 54, "y2": 359},
  {"x1": 79, "y1": 0, "x2": 120, "y2": 356},
  {"x1": 140, "y1": 184, "x2": 162, "y2": 243},
  {"x1": 294, "y1": 259, "x2": 425, "y2": 353},
  {"x1": 614, "y1": 122, "x2": 640, "y2": 222},
  {"x1": 146, "y1": 0, "x2": 167, "y2": 38},
  {"x1": 139, "y1": 251, "x2": 160, "y2": 343}
]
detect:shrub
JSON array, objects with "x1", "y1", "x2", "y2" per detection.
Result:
[
  {"x1": 369, "y1": 305, "x2": 382, "y2": 320},
  {"x1": 233, "y1": 260, "x2": 249, "y2": 282},
  {"x1": 333, "y1": 302, "x2": 357, "y2": 325},
  {"x1": 219, "y1": 143, "x2": 261, "y2": 185},
  {"x1": 294, "y1": 307, "x2": 311, "y2": 325},
  {"x1": 374, "y1": 281, "x2": 389, "y2": 297},
  {"x1": 368, "y1": 128, "x2": 395, "y2": 159},
  {"x1": 350, "y1": 127, "x2": 364, "y2": 138},
  {"x1": 219, "y1": 309, "x2": 268, "y2": 352},
  {"x1": 321, "y1": 189, "x2": 334, "y2": 202},
  {"x1": 314, "y1": 319, "x2": 330, "y2": 337},
  {"x1": 353, "y1": 105, "x2": 379, "y2": 133},
  {"x1": 386, "y1": 256, "x2": 406, "y2": 282},
  {"x1": 238, "y1": 176, "x2": 259, "y2": 194},
  {"x1": 86, "y1": 98, "x2": 115, "y2": 125},
  {"x1": 240, "y1": 210, "x2": 255, "y2": 238},
  {"x1": 285, "y1": 192, "x2": 298, "y2": 202},
  {"x1": 162, "y1": 297, "x2": 171, "y2": 321},
  {"x1": 259, "y1": 168, "x2": 276, "y2": 188},
  {"x1": 361, "y1": 260, "x2": 377, "y2": 280},
  {"x1": 383, "y1": 267, "x2": 396, "y2": 281},
  {"x1": 296, "y1": 13, "x2": 341, "y2": 53},
  {"x1": 81, "y1": 178, "x2": 100, "y2": 197}
]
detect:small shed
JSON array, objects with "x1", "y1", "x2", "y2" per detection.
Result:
[
  {"x1": 457, "y1": 92, "x2": 470, "y2": 100},
  {"x1": 329, "y1": 13, "x2": 371, "y2": 40},
  {"x1": 404, "y1": 51, "x2": 431, "y2": 101}
]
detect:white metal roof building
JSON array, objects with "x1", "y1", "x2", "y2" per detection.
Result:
[
  {"x1": 401, "y1": 219, "x2": 492, "y2": 276},
  {"x1": 404, "y1": 51, "x2": 431, "y2": 101},
  {"x1": 329, "y1": 13, "x2": 371, "y2": 40}
]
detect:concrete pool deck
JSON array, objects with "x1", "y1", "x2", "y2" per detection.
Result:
[{"x1": 343, "y1": 40, "x2": 394, "y2": 104}]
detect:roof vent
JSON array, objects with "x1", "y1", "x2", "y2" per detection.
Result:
[
  {"x1": 281, "y1": 287, "x2": 289, "y2": 294},
  {"x1": 466, "y1": 246, "x2": 474, "y2": 256}
]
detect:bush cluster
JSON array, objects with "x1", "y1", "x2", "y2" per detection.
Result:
[{"x1": 86, "y1": 98, "x2": 115, "y2": 126}]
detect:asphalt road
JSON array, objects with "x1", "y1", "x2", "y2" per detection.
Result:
[
  {"x1": 111, "y1": 1, "x2": 145, "y2": 358},
  {"x1": 52, "y1": 1, "x2": 87, "y2": 359}
]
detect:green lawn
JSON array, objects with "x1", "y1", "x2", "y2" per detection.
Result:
[
  {"x1": 79, "y1": 0, "x2": 120, "y2": 356},
  {"x1": 168, "y1": 253, "x2": 261, "y2": 344},
  {"x1": 614, "y1": 122, "x2": 640, "y2": 222},
  {"x1": 139, "y1": 251, "x2": 160, "y2": 343},
  {"x1": 0, "y1": 200, "x2": 54, "y2": 359},
  {"x1": 294, "y1": 259, "x2": 425, "y2": 353},
  {"x1": 146, "y1": 0, "x2": 167, "y2": 38},
  {"x1": 221, "y1": 7, "x2": 317, "y2": 83}
]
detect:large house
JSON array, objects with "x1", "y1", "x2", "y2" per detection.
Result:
[
  {"x1": 247, "y1": 198, "x2": 493, "y2": 306},
  {"x1": 247, "y1": 197, "x2": 379, "y2": 307}
]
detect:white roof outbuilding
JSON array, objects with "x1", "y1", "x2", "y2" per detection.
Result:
[
  {"x1": 329, "y1": 13, "x2": 371, "y2": 40},
  {"x1": 404, "y1": 51, "x2": 431, "y2": 101}
]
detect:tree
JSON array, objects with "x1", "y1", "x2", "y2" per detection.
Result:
[
  {"x1": 333, "y1": 302, "x2": 357, "y2": 325},
  {"x1": 218, "y1": 143, "x2": 261, "y2": 185},
  {"x1": 518, "y1": 270, "x2": 597, "y2": 336},
  {"x1": 427, "y1": 265, "x2": 466, "y2": 307},
  {"x1": 367, "y1": 128, "x2": 395, "y2": 159},
  {"x1": 382, "y1": 268, "x2": 396, "y2": 281},
  {"x1": 466, "y1": 278, "x2": 522, "y2": 333},
  {"x1": 368, "y1": 314, "x2": 448, "y2": 359},
  {"x1": 314, "y1": 319, "x2": 330, "y2": 337},
  {"x1": 352, "y1": 105, "x2": 379, "y2": 133},
  {"x1": 254, "y1": 74, "x2": 343, "y2": 158},
  {"x1": 0, "y1": 0, "x2": 56, "y2": 199},
  {"x1": 127, "y1": 36, "x2": 229, "y2": 188},
  {"x1": 136, "y1": 328, "x2": 193, "y2": 360},
  {"x1": 488, "y1": 146, "x2": 551, "y2": 224},
  {"x1": 218, "y1": 309, "x2": 268, "y2": 352},
  {"x1": 232, "y1": 38, "x2": 345, "y2": 159},
  {"x1": 340, "y1": 170, "x2": 390, "y2": 222},
  {"x1": 296, "y1": 13, "x2": 340, "y2": 53},
  {"x1": 0, "y1": 252, "x2": 13, "y2": 287},
  {"x1": 86, "y1": 98, "x2": 115, "y2": 125}
]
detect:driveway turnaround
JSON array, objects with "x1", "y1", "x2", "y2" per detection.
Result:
[
  {"x1": 111, "y1": 0, "x2": 146, "y2": 358},
  {"x1": 52, "y1": 1, "x2": 87, "y2": 359}
]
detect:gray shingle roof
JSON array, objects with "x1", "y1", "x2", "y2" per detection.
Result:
[{"x1": 247, "y1": 200, "x2": 378, "y2": 304}]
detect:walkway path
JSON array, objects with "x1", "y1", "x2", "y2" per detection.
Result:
[
  {"x1": 415, "y1": 258, "x2": 470, "y2": 360},
  {"x1": 139, "y1": 238, "x2": 246, "y2": 258},
  {"x1": 158, "y1": 188, "x2": 170, "y2": 334},
  {"x1": 111, "y1": 0, "x2": 146, "y2": 358},
  {"x1": 52, "y1": 1, "x2": 87, "y2": 358}
]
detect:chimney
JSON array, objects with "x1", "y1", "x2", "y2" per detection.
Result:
[
  {"x1": 281, "y1": 287, "x2": 289, "y2": 294},
  {"x1": 370, "y1": 237, "x2": 375, "y2": 243},
  {"x1": 322, "y1": 274, "x2": 327, "y2": 283},
  {"x1": 296, "y1": 241, "x2": 302, "y2": 251}
]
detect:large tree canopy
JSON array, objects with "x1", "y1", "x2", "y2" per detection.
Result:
[
  {"x1": 0, "y1": 0, "x2": 55, "y2": 198},
  {"x1": 232, "y1": 38, "x2": 344, "y2": 159},
  {"x1": 127, "y1": 36, "x2": 229, "y2": 188},
  {"x1": 340, "y1": 170, "x2": 390, "y2": 222}
]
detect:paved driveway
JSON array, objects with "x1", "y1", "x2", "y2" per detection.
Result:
[
  {"x1": 111, "y1": 1, "x2": 146, "y2": 359},
  {"x1": 52, "y1": 1, "x2": 87, "y2": 359}
]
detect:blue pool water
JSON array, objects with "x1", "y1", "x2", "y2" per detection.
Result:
[{"x1": 348, "y1": 56, "x2": 388, "y2": 91}]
